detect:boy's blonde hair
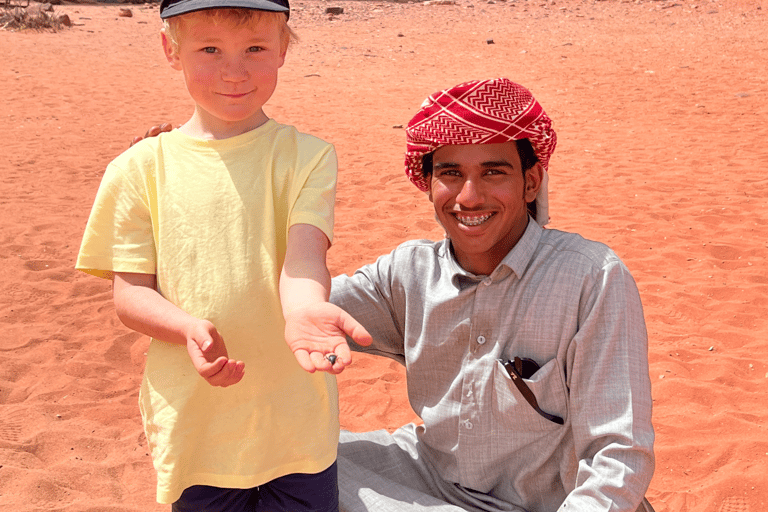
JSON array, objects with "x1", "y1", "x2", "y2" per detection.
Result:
[{"x1": 164, "y1": 9, "x2": 297, "y2": 55}]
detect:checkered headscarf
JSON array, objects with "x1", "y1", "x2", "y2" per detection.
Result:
[{"x1": 405, "y1": 78, "x2": 557, "y2": 226}]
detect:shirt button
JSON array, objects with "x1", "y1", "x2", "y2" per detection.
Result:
[
  {"x1": 477, "y1": 335, "x2": 486, "y2": 345},
  {"x1": 465, "y1": 420, "x2": 473, "y2": 430},
  {"x1": 482, "y1": 278, "x2": 492, "y2": 286}
]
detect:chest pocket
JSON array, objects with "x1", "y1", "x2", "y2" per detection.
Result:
[{"x1": 492, "y1": 358, "x2": 569, "y2": 433}]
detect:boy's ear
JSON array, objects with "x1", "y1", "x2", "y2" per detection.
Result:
[{"x1": 161, "y1": 30, "x2": 183, "y2": 71}]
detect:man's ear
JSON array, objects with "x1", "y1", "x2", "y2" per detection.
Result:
[
  {"x1": 523, "y1": 162, "x2": 544, "y2": 203},
  {"x1": 426, "y1": 179, "x2": 434, "y2": 203},
  {"x1": 161, "y1": 30, "x2": 183, "y2": 71}
]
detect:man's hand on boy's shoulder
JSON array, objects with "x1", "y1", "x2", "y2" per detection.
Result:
[
  {"x1": 131, "y1": 122, "x2": 174, "y2": 147},
  {"x1": 284, "y1": 302, "x2": 372, "y2": 375},
  {"x1": 186, "y1": 319, "x2": 245, "y2": 387}
]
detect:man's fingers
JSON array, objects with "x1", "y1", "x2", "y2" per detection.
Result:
[
  {"x1": 132, "y1": 123, "x2": 174, "y2": 147},
  {"x1": 143, "y1": 123, "x2": 173, "y2": 138}
]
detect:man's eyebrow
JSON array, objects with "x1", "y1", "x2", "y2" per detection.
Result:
[
  {"x1": 433, "y1": 160, "x2": 515, "y2": 170},
  {"x1": 479, "y1": 160, "x2": 515, "y2": 168}
]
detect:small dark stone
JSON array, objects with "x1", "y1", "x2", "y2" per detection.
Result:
[{"x1": 325, "y1": 7, "x2": 344, "y2": 15}]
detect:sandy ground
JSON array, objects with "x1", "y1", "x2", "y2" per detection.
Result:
[{"x1": 1, "y1": 0, "x2": 767, "y2": 510}]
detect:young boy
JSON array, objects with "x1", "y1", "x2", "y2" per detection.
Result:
[{"x1": 76, "y1": 0, "x2": 371, "y2": 510}]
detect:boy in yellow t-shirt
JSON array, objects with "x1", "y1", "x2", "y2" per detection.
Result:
[{"x1": 75, "y1": 0, "x2": 371, "y2": 510}]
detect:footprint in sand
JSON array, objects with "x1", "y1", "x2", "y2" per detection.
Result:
[{"x1": 716, "y1": 496, "x2": 749, "y2": 512}]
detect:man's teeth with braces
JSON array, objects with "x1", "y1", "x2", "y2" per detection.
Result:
[{"x1": 457, "y1": 213, "x2": 493, "y2": 226}]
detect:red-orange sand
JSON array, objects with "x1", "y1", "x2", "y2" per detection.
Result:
[{"x1": 2, "y1": 0, "x2": 767, "y2": 510}]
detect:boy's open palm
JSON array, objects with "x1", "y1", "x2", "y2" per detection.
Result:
[
  {"x1": 186, "y1": 320, "x2": 245, "y2": 387},
  {"x1": 284, "y1": 302, "x2": 372, "y2": 374}
]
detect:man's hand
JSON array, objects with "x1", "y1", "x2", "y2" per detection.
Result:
[
  {"x1": 131, "y1": 122, "x2": 173, "y2": 147},
  {"x1": 284, "y1": 302, "x2": 372, "y2": 374},
  {"x1": 186, "y1": 319, "x2": 245, "y2": 387}
]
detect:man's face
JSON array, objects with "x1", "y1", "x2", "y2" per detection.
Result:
[{"x1": 428, "y1": 141, "x2": 542, "y2": 275}]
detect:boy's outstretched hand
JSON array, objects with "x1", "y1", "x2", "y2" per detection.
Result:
[
  {"x1": 186, "y1": 319, "x2": 245, "y2": 387},
  {"x1": 284, "y1": 302, "x2": 372, "y2": 374}
]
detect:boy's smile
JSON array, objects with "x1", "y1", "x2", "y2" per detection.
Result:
[{"x1": 163, "y1": 13, "x2": 286, "y2": 139}]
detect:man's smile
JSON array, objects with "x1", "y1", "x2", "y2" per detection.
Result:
[{"x1": 454, "y1": 212, "x2": 494, "y2": 227}]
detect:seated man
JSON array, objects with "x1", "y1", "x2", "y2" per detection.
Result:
[{"x1": 331, "y1": 78, "x2": 655, "y2": 512}]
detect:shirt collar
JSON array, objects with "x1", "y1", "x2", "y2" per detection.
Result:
[{"x1": 445, "y1": 217, "x2": 543, "y2": 289}]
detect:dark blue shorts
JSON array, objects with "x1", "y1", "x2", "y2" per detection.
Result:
[{"x1": 172, "y1": 461, "x2": 338, "y2": 512}]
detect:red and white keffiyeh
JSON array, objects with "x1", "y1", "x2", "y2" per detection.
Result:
[{"x1": 405, "y1": 78, "x2": 557, "y2": 226}]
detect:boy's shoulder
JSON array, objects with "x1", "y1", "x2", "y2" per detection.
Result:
[
  {"x1": 110, "y1": 130, "x2": 175, "y2": 170},
  {"x1": 271, "y1": 121, "x2": 334, "y2": 151},
  {"x1": 109, "y1": 123, "x2": 334, "y2": 173}
]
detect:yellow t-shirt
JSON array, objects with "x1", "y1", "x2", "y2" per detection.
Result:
[{"x1": 76, "y1": 120, "x2": 339, "y2": 504}]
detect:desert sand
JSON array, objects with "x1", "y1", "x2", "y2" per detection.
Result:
[{"x1": 1, "y1": 0, "x2": 766, "y2": 510}]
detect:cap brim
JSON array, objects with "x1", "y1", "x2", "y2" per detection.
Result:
[{"x1": 161, "y1": 0, "x2": 289, "y2": 19}]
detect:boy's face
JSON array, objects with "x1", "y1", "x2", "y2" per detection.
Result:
[{"x1": 163, "y1": 12, "x2": 286, "y2": 138}]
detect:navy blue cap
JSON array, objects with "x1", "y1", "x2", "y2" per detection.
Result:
[{"x1": 160, "y1": 0, "x2": 289, "y2": 20}]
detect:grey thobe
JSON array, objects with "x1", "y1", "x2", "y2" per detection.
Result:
[{"x1": 330, "y1": 220, "x2": 655, "y2": 512}]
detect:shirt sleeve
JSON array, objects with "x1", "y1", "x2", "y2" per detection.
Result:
[
  {"x1": 75, "y1": 160, "x2": 156, "y2": 280},
  {"x1": 560, "y1": 258, "x2": 655, "y2": 511},
  {"x1": 288, "y1": 143, "x2": 337, "y2": 244},
  {"x1": 330, "y1": 251, "x2": 407, "y2": 365}
]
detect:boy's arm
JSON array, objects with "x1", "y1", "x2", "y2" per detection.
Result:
[
  {"x1": 113, "y1": 272, "x2": 245, "y2": 387},
  {"x1": 280, "y1": 224, "x2": 372, "y2": 374}
]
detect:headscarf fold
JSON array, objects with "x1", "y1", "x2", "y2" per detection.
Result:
[{"x1": 404, "y1": 78, "x2": 557, "y2": 226}]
